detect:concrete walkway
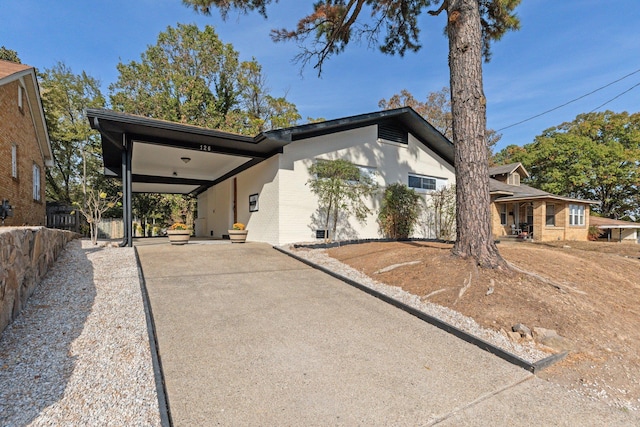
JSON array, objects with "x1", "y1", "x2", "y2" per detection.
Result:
[{"x1": 136, "y1": 240, "x2": 636, "y2": 426}]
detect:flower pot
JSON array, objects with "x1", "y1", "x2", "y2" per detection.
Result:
[
  {"x1": 228, "y1": 229, "x2": 248, "y2": 243},
  {"x1": 167, "y1": 229, "x2": 191, "y2": 245}
]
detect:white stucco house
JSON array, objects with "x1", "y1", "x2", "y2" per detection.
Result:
[{"x1": 87, "y1": 107, "x2": 455, "y2": 247}]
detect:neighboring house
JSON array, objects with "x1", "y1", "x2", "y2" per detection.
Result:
[
  {"x1": 489, "y1": 163, "x2": 597, "y2": 241},
  {"x1": 0, "y1": 60, "x2": 53, "y2": 226},
  {"x1": 589, "y1": 216, "x2": 640, "y2": 243},
  {"x1": 87, "y1": 107, "x2": 455, "y2": 246}
]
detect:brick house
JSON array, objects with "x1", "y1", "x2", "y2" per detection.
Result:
[
  {"x1": 490, "y1": 163, "x2": 597, "y2": 241},
  {"x1": 0, "y1": 60, "x2": 53, "y2": 226}
]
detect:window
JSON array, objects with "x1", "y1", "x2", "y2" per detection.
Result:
[
  {"x1": 500, "y1": 204, "x2": 507, "y2": 225},
  {"x1": 351, "y1": 165, "x2": 377, "y2": 184},
  {"x1": 249, "y1": 194, "x2": 259, "y2": 212},
  {"x1": 33, "y1": 163, "x2": 41, "y2": 201},
  {"x1": 11, "y1": 144, "x2": 17, "y2": 178},
  {"x1": 545, "y1": 203, "x2": 555, "y2": 226},
  {"x1": 18, "y1": 85, "x2": 24, "y2": 111},
  {"x1": 507, "y1": 172, "x2": 520, "y2": 186},
  {"x1": 408, "y1": 173, "x2": 447, "y2": 191},
  {"x1": 569, "y1": 204, "x2": 585, "y2": 226},
  {"x1": 526, "y1": 204, "x2": 534, "y2": 226}
]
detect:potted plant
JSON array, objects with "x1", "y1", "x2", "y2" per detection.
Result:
[
  {"x1": 167, "y1": 222, "x2": 191, "y2": 245},
  {"x1": 228, "y1": 222, "x2": 248, "y2": 243}
]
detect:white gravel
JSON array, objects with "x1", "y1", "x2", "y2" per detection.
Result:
[
  {"x1": 284, "y1": 245, "x2": 549, "y2": 364},
  {"x1": 0, "y1": 239, "x2": 161, "y2": 426}
]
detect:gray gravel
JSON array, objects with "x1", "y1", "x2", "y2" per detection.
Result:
[{"x1": 0, "y1": 239, "x2": 161, "y2": 426}]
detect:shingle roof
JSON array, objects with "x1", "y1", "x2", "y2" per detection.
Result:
[
  {"x1": 489, "y1": 179, "x2": 549, "y2": 197},
  {"x1": 589, "y1": 216, "x2": 640, "y2": 229},
  {"x1": 490, "y1": 178, "x2": 598, "y2": 204},
  {"x1": 0, "y1": 60, "x2": 32, "y2": 81},
  {"x1": 489, "y1": 162, "x2": 529, "y2": 178}
]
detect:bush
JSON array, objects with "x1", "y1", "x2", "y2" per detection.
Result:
[
  {"x1": 378, "y1": 183, "x2": 422, "y2": 239},
  {"x1": 588, "y1": 225, "x2": 601, "y2": 241}
]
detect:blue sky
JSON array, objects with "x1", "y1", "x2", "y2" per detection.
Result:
[{"x1": 2, "y1": 0, "x2": 639, "y2": 152}]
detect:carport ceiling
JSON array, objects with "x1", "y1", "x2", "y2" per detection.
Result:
[{"x1": 87, "y1": 109, "x2": 290, "y2": 195}]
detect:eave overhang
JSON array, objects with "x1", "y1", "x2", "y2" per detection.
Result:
[
  {"x1": 87, "y1": 108, "x2": 291, "y2": 195},
  {"x1": 264, "y1": 107, "x2": 455, "y2": 166}
]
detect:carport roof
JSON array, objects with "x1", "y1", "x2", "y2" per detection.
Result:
[
  {"x1": 87, "y1": 107, "x2": 453, "y2": 195},
  {"x1": 87, "y1": 108, "x2": 292, "y2": 195}
]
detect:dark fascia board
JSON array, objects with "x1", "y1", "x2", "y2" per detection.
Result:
[
  {"x1": 132, "y1": 174, "x2": 214, "y2": 187},
  {"x1": 86, "y1": 108, "x2": 291, "y2": 184},
  {"x1": 87, "y1": 108, "x2": 290, "y2": 160},
  {"x1": 263, "y1": 107, "x2": 455, "y2": 166}
]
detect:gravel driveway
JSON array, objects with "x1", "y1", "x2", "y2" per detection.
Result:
[{"x1": 0, "y1": 240, "x2": 161, "y2": 426}]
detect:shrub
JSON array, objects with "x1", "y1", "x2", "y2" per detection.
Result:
[
  {"x1": 308, "y1": 159, "x2": 377, "y2": 241},
  {"x1": 378, "y1": 183, "x2": 422, "y2": 239},
  {"x1": 588, "y1": 225, "x2": 601, "y2": 241}
]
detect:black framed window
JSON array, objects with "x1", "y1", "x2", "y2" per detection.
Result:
[
  {"x1": 408, "y1": 174, "x2": 439, "y2": 191},
  {"x1": 249, "y1": 194, "x2": 259, "y2": 212}
]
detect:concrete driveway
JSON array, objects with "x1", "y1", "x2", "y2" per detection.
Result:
[{"x1": 136, "y1": 240, "x2": 636, "y2": 426}]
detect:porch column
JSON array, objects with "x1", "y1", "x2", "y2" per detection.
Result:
[{"x1": 119, "y1": 134, "x2": 133, "y2": 247}]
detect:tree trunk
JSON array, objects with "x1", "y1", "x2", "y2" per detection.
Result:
[{"x1": 447, "y1": 0, "x2": 505, "y2": 268}]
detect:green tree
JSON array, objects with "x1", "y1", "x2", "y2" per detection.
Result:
[
  {"x1": 132, "y1": 193, "x2": 166, "y2": 236},
  {"x1": 109, "y1": 23, "x2": 299, "y2": 134},
  {"x1": 494, "y1": 111, "x2": 640, "y2": 220},
  {"x1": 491, "y1": 143, "x2": 527, "y2": 166},
  {"x1": 378, "y1": 183, "x2": 422, "y2": 239},
  {"x1": 183, "y1": 0, "x2": 521, "y2": 267},
  {"x1": 74, "y1": 189, "x2": 122, "y2": 245},
  {"x1": 40, "y1": 62, "x2": 107, "y2": 204},
  {"x1": 307, "y1": 159, "x2": 377, "y2": 241},
  {"x1": 0, "y1": 46, "x2": 21, "y2": 63}
]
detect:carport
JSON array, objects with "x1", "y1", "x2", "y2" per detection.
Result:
[
  {"x1": 86, "y1": 109, "x2": 291, "y2": 247},
  {"x1": 589, "y1": 215, "x2": 640, "y2": 243}
]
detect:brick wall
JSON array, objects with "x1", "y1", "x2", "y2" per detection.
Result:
[{"x1": 0, "y1": 81, "x2": 46, "y2": 226}]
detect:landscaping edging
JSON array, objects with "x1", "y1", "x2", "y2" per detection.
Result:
[
  {"x1": 0, "y1": 227, "x2": 79, "y2": 335},
  {"x1": 275, "y1": 245, "x2": 567, "y2": 373},
  {"x1": 293, "y1": 237, "x2": 449, "y2": 250}
]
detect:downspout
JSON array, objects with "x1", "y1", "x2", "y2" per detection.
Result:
[
  {"x1": 119, "y1": 134, "x2": 133, "y2": 247},
  {"x1": 125, "y1": 135, "x2": 133, "y2": 247},
  {"x1": 233, "y1": 177, "x2": 237, "y2": 224}
]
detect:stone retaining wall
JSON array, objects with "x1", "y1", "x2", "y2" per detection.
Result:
[{"x1": 0, "y1": 227, "x2": 79, "y2": 335}]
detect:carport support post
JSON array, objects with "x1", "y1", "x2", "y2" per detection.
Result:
[{"x1": 120, "y1": 134, "x2": 133, "y2": 247}]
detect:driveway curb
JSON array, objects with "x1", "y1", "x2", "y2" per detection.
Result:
[
  {"x1": 275, "y1": 246, "x2": 566, "y2": 373},
  {"x1": 134, "y1": 247, "x2": 173, "y2": 427}
]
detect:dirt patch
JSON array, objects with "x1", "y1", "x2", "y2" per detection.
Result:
[{"x1": 326, "y1": 240, "x2": 640, "y2": 411}]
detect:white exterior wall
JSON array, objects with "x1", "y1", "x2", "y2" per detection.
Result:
[
  {"x1": 196, "y1": 125, "x2": 455, "y2": 245},
  {"x1": 234, "y1": 156, "x2": 280, "y2": 244},
  {"x1": 276, "y1": 125, "x2": 455, "y2": 245},
  {"x1": 609, "y1": 228, "x2": 639, "y2": 242},
  {"x1": 196, "y1": 179, "x2": 233, "y2": 239},
  {"x1": 197, "y1": 156, "x2": 281, "y2": 243}
]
